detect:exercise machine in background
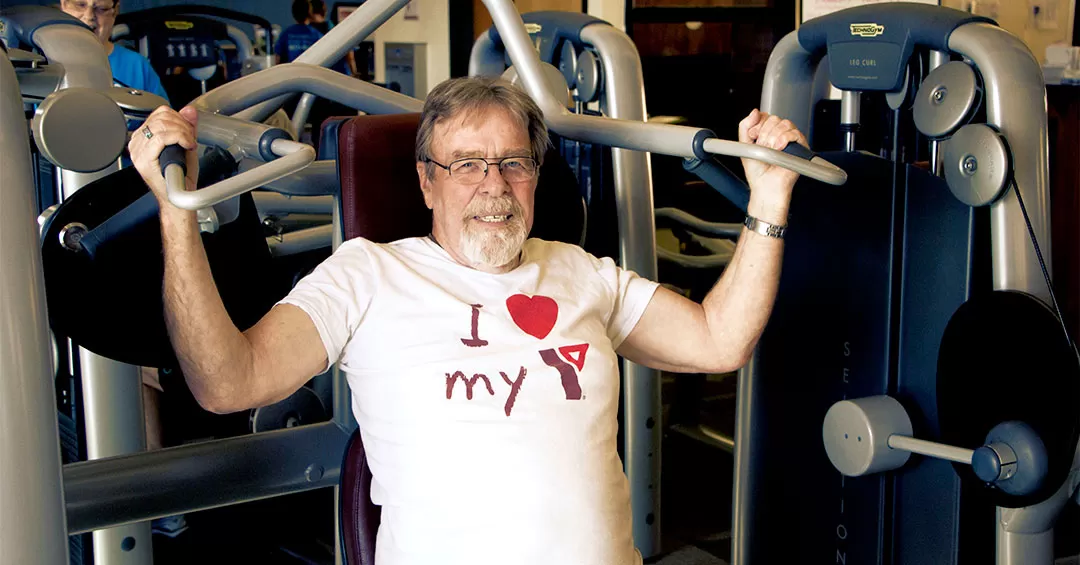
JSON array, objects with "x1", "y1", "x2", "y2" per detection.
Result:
[
  {"x1": 732, "y1": 5, "x2": 1080, "y2": 564},
  {"x1": 112, "y1": 5, "x2": 276, "y2": 107}
]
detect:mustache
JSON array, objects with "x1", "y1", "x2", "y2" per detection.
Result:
[{"x1": 463, "y1": 196, "x2": 523, "y2": 220}]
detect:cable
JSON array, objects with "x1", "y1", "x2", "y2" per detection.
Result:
[{"x1": 1011, "y1": 180, "x2": 1080, "y2": 364}]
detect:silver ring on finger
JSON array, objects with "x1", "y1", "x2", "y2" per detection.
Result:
[{"x1": 142, "y1": 126, "x2": 154, "y2": 140}]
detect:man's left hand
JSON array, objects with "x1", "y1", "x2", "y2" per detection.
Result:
[{"x1": 738, "y1": 109, "x2": 808, "y2": 197}]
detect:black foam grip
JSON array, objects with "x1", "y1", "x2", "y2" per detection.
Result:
[
  {"x1": 258, "y1": 128, "x2": 292, "y2": 162},
  {"x1": 782, "y1": 142, "x2": 814, "y2": 161},
  {"x1": 159, "y1": 145, "x2": 186, "y2": 177},
  {"x1": 79, "y1": 192, "x2": 159, "y2": 260},
  {"x1": 683, "y1": 157, "x2": 750, "y2": 213}
]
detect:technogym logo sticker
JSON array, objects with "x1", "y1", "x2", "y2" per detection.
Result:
[{"x1": 850, "y1": 23, "x2": 885, "y2": 37}]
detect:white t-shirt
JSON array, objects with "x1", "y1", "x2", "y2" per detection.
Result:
[{"x1": 280, "y1": 236, "x2": 660, "y2": 565}]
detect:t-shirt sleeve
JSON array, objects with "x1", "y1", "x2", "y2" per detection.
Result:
[
  {"x1": 277, "y1": 240, "x2": 375, "y2": 371},
  {"x1": 585, "y1": 250, "x2": 661, "y2": 349}
]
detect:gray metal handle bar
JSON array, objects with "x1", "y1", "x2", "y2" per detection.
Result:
[
  {"x1": 703, "y1": 139, "x2": 848, "y2": 186},
  {"x1": 162, "y1": 110, "x2": 316, "y2": 211}
]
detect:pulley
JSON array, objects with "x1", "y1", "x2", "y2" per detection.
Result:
[
  {"x1": 913, "y1": 61, "x2": 980, "y2": 139},
  {"x1": 941, "y1": 123, "x2": 1011, "y2": 207},
  {"x1": 558, "y1": 40, "x2": 578, "y2": 90},
  {"x1": 575, "y1": 48, "x2": 601, "y2": 104},
  {"x1": 32, "y1": 87, "x2": 127, "y2": 173}
]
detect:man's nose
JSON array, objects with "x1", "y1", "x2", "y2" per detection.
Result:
[{"x1": 478, "y1": 164, "x2": 510, "y2": 197}]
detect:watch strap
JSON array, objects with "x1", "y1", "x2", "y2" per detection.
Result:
[{"x1": 744, "y1": 215, "x2": 786, "y2": 239}]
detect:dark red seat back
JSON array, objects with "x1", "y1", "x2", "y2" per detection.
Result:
[{"x1": 339, "y1": 429, "x2": 379, "y2": 565}]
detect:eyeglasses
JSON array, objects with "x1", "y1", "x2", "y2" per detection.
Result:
[
  {"x1": 64, "y1": 1, "x2": 117, "y2": 18},
  {"x1": 426, "y1": 156, "x2": 538, "y2": 185}
]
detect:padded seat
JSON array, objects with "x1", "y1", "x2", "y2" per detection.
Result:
[{"x1": 335, "y1": 113, "x2": 586, "y2": 565}]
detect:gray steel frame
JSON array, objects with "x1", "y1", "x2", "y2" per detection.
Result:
[
  {"x1": 0, "y1": 46, "x2": 70, "y2": 565},
  {"x1": 26, "y1": 18, "x2": 154, "y2": 564},
  {"x1": 743, "y1": 18, "x2": 1075, "y2": 565}
]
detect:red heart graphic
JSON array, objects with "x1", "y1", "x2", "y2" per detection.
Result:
[{"x1": 506, "y1": 294, "x2": 558, "y2": 340}]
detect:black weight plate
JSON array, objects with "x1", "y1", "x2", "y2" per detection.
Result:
[
  {"x1": 937, "y1": 290, "x2": 1080, "y2": 508},
  {"x1": 40, "y1": 168, "x2": 286, "y2": 369}
]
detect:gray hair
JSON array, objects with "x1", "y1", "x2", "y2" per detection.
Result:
[{"x1": 415, "y1": 76, "x2": 549, "y2": 180}]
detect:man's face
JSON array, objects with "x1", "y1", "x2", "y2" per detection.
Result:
[
  {"x1": 418, "y1": 106, "x2": 538, "y2": 272},
  {"x1": 61, "y1": 0, "x2": 117, "y2": 46}
]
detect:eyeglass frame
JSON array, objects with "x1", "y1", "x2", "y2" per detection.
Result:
[{"x1": 424, "y1": 155, "x2": 539, "y2": 185}]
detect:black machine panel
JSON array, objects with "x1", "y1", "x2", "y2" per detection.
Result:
[
  {"x1": 893, "y1": 163, "x2": 991, "y2": 564},
  {"x1": 750, "y1": 152, "x2": 902, "y2": 563},
  {"x1": 747, "y1": 152, "x2": 987, "y2": 563}
]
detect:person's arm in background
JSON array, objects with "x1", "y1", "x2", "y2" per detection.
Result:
[{"x1": 346, "y1": 49, "x2": 358, "y2": 77}]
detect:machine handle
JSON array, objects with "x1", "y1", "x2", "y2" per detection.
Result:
[
  {"x1": 823, "y1": 396, "x2": 1049, "y2": 498},
  {"x1": 165, "y1": 138, "x2": 315, "y2": 211},
  {"x1": 887, "y1": 435, "x2": 974, "y2": 464},
  {"x1": 702, "y1": 138, "x2": 847, "y2": 186}
]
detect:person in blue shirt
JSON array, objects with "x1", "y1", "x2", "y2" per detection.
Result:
[
  {"x1": 309, "y1": 0, "x2": 358, "y2": 77},
  {"x1": 59, "y1": 0, "x2": 170, "y2": 105},
  {"x1": 276, "y1": 0, "x2": 355, "y2": 77}
]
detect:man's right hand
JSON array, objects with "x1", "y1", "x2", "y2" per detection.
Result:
[{"x1": 129, "y1": 105, "x2": 201, "y2": 210}]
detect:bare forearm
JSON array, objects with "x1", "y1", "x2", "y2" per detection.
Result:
[
  {"x1": 160, "y1": 208, "x2": 254, "y2": 412},
  {"x1": 702, "y1": 191, "x2": 790, "y2": 361}
]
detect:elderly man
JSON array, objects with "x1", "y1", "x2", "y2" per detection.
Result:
[
  {"x1": 130, "y1": 76, "x2": 805, "y2": 565},
  {"x1": 60, "y1": 0, "x2": 169, "y2": 104}
]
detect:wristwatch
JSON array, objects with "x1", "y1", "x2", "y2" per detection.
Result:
[{"x1": 744, "y1": 215, "x2": 786, "y2": 239}]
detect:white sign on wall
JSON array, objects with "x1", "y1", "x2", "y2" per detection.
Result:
[{"x1": 802, "y1": 0, "x2": 941, "y2": 23}]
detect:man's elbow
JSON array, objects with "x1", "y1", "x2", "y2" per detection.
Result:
[
  {"x1": 189, "y1": 381, "x2": 254, "y2": 415},
  {"x1": 192, "y1": 390, "x2": 242, "y2": 415},
  {"x1": 703, "y1": 341, "x2": 755, "y2": 374}
]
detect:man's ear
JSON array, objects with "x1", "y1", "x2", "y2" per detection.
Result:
[{"x1": 416, "y1": 161, "x2": 434, "y2": 210}]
